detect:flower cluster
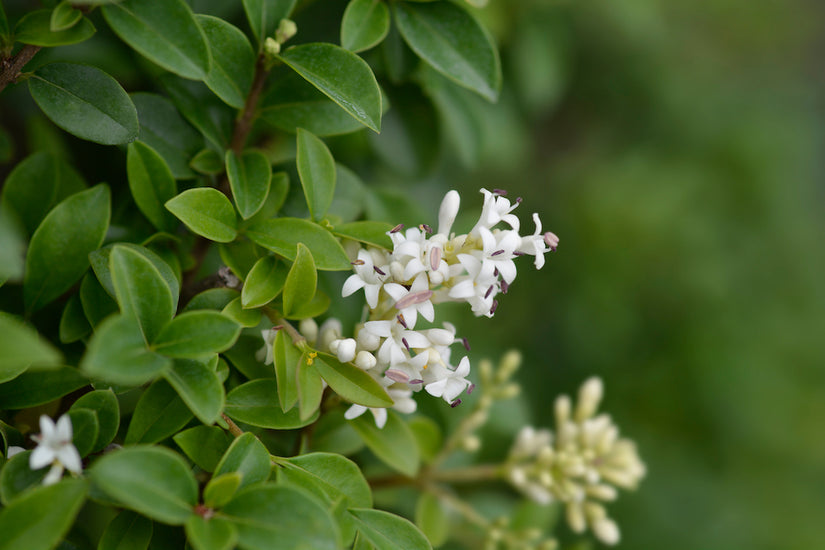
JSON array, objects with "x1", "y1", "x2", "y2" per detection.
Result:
[
  {"x1": 505, "y1": 378, "x2": 646, "y2": 546},
  {"x1": 329, "y1": 188, "x2": 557, "y2": 426}
]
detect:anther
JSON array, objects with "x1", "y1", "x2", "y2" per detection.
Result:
[
  {"x1": 395, "y1": 290, "x2": 433, "y2": 310},
  {"x1": 390, "y1": 223, "x2": 404, "y2": 233},
  {"x1": 351, "y1": 259, "x2": 365, "y2": 265},
  {"x1": 385, "y1": 369, "x2": 410, "y2": 383},
  {"x1": 490, "y1": 300, "x2": 499, "y2": 315},
  {"x1": 462, "y1": 337, "x2": 471, "y2": 351},
  {"x1": 373, "y1": 265, "x2": 386, "y2": 276},
  {"x1": 409, "y1": 379, "x2": 424, "y2": 385},
  {"x1": 429, "y1": 247, "x2": 442, "y2": 271},
  {"x1": 396, "y1": 314, "x2": 408, "y2": 329},
  {"x1": 402, "y1": 337, "x2": 411, "y2": 352},
  {"x1": 451, "y1": 399, "x2": 462, "y2": 408},
  {"x1": 467, "y1": 383, "x2": 476, "y2": 394},
  {"x1": 512, "y1": 251, "x2": 526, "y2": 256},
  {"x1": 491, "y1": 249, "x2": 505, "y2": 256},
  {"x1": 500, "y1": 280, "x2": 510, "y2": 294},
  {"x1": 493, "y1": 189, "x2": 507, "y2": 196},
  {"x1": 516, "y1": 197, "x2": 523, "y2": 204},
  {"x1": 484, "y1": 285, "x2": 494, "y2": 299},
  {"x1": 419, "y1": 224, "x2": 433, "y2": 234}
]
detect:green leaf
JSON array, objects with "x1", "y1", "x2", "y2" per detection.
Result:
[
  {"x1": 29, "y1": 64, "x2": 138, "y2": 145},
  {"x1": 23, "y1": 184, "x2": 110, "y2": 312},
  {"x1": 173, "y1": 426, "x2": 232, "y2": 473},
  {"x1": 274, "y1": 329, "x2": 301, "y2": 411},
  {"x1": 414, "y1": 492, "x2": 448, "y2": 547},
  {"x1": 65, "y1": 408, "x2": 99, "y2": 458},
  {"x1": 297, "y1": 128, "x2": 336, "y2": 221},
  {"x1": 217, "y1": 240, "x2": 260, "y2": 282},
  {"x1": 152, "y1": 311, "x2": 241, "y2": 358},
  {"x1": 127, "y1": 141, "x2": 178, "y2": 232},
  {"x1": 393, "y1": 1, "x2": 501, "y2": 102},
  {"x1": 160, "y1": 75, "x2": 233, "y2": 149},
  {"x1": 225, "y1": 379, "x2": 318, "y2": 429},
  {"x1": 71, "y1": 389, "x2": 120, "y2": 453},
  {"x1": 164, "y1": 358, "x2": 225, "y2": 425},
  {"x1": 124, "y1": 379, "x2": 193, "y2": 444},
  {"x1": 98, "y1": 511, "x2": 153, "y2": 550},
  {"x1": 0, "y1": 366, "x2": 87, "y2": 409},
  {"x1": 350, "y1": 410, "x2": 419, "y2": 476},
  {"x1": 190, "y1": 148, "x2": 224, "y2": 175},
  {"x1": 350, "y1": 508, "x2": 432, "y2": 550},
  {"x1": 184, "y1": 288, "x2": 239, "y2": 313},
  {"x1": 111, "y1": 245, "x2": 177, "y2": 343},
  {"x1": 196, "y1": 15, "x2": 255, "y2": 109},
  {"x1": 102, "y1": 0, "x2": 210, "y2": 80},
  {"x1": 310, "y1": 408, "x2": 364, "y2": 456},
  {"x1": 50, "y1": 2, "x2": 82, "y2": 32},
  {"x1": 341, "y1": 0, "x2": 390, "y2": 53},
  {"x1": 333, "y1": 221, "x2": 392, "y2": 250},
  {"x1": 165, "y1": 188, "x2": 238, "y2": 243},
  {"x1": 279, "y1": 43, "x2": 382, "y2": 133},
  {"x1": 185, "y1": 515, "x2": 237, "y2": 550},
  {"x1": 0, "y1": 2, "x2": 8, "y2": 39},
  {"x1": 81, "y1": 314, "x2": 171, "y2": 386},
  {"x1": 282, "y1": 243, "x2": 316, "y2": 317},
  {"x1": 297, "y1": 358, "x2": 323, "y2": 421},
  {"x1": 0, "y1": 204, "x2": 25, "y2": 285},
  {"x1": 408, "y1": 416, "x2": 442, "y2": 464},
  {"x1": 285, "y1": 290, "x2": 330, "y2": 320},
  {"x1": 203, "y1": 472, "x2": 242, "y2": 508},
  {"x1": 14, "y1": 10, "x2": 94, "y2": 46},
  {"x1": 241, "y1": 256, "x2": 287, "y2": 309},
  {"x1": 420, "y1": 66, "x2": 481, "y2": 168},
  {"x1": 59, "y1": 294, "x2": 92, "y2": 344},
  {"x1": 222, "y1": 333, "x2": 273, "y2": 381},
  {"x1": 221, "y1": 297, "x2": 262, "y2": 328},
  {"x1": 80, "y1": 273, "x2": 119, "y2": 327},
  {"x1": 226, "y1": 150, "x2": 272, "y2": 219},
  {"x1": 214, "y1": 432, "x2": 271, "y2": 490},
  {"x1": 246, "y1": 217, "x2": 350, "y2": 271},
  {"x1": 329, "y1": 164, "x2": 367, "y2": 222},
  {"x1": 282, "y1": 452, "x2": 372, "y2": 508},
  {"x1": 0, "y1": 451, "x2": 47, "y2": 504},
  {"x1": 222, "y1": 485, "x2": 340, "y2": 550},
  {"x1": 90, "y1": 243, "x2": 180, "y2": 306},
  {"x1": 0, "y1": 313, "x2": 63, "y2": 383},
  {"x1": 244, "y1": 171, "x2": 289, "y2": 225},
  {"x1": 314, "y1": 353, "x2": 393, "y2": 408},
  {"x1": 0, "y1": 479, "x2": 87, "y2": 550},
  {"x1": 242, "y1": 0, "x2": 296, "y2": 46},
  {"x1": 90, "y1": 446, "x2": 198, "y2": 525},
  {"x1": 132, "y1": 93, "x2": 201, "y2": 179}
]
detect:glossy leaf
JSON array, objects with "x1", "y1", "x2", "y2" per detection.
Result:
[
  {"x1": 29, "y1": 64, "x2": 138, "y2": 145},
  {"x1": 23, "y1": 184, "x2": 110, "y2": 312},
  {"x1": 14, "y1": 10, "x2": 94, "y2": 46},
  {"x1": 132, "y1": 93, "x2": 201, "y2": 179},
  {"x1": 79, "y1": 273, "x2": 119, "y2": 327},
  {"x1": 81, "y1": 314, "x2": 171, "y2": 386},
  {"x1": 64, "y1": 408, "x2": 98, "y2": 458},
  {"x1": 50, "y1": 2, "x2": 82, "y2": 32},
  {"x1": 285, "y1": 290, "x2": 331, "y2": 320},
  {"x1": 124, "y1": 379, "x2": 193, "y2": 444},
  {"x1": 90, "y1": 446, "x2": 198, "y2": 525},
  {"x1": 333, "y1": 221, "x2": 393, "y2": 250},
  {"x1": 203, "y1": 472, "x2": 242, "y2": 508},
  {"x1": 0, "y1": 366, "x2": 87, "y2": 409},
  {"x1": 350, "y1": 508, "x2": 432, "y2": 550},
  {"x1": 297, "y1": 128, "x2": 336, "y2": 221},
  {"x1": 314, "y1": 353, "x2": 393, "y2": 408},
  {"x1": 152, "y1": 311, "x2": 241, "y2": 358},
  {"x1": 242, "y1": 0, "x2": 296, "y2": 45},
  {"x1": 282, "y1": 243, "x2": 316, "y2": 316},
  {"x1": 184, "y1": 288, "x2": 239, "y2": 313},
  {"x1": 90, "y1": 243, "x2": 180, "y2": 304},
  {"x1": 241, "y1": 256, "x2": 287, "y2": 309},
  {"x1": 0, "y1": 479, "x2": 87, "y2": 550},
  {"x1": 0, "y1": 312, "x2": 63, "y2": 383},
  {"x1": 160, "y1": 75, "x2": 233, "y2": 149},
  {"x1": 350, "y1": 410, "x2": 420, "y2": 476},
  {"x1": 127, "y1": 141, "x2": 178, "y2": 232},
  {"x1": 0, "y1": 452, "x2": 47, "y2": 504},
  {"x1": 341, "y1": 0, "x2": 390, "y2": 53},
  {"x1": 225, "y1": 379, "x2": 318, "y2": 429},
  {"x1": 279, "y1": 43, "x2": 382, "y2": 132},
  {"x1": 196, "y1": 15, "x2": 255, "y2": 109},
  {"x1": 59, "y1": 294, "x2": 92, "y2": 343},
  {"x1": 164, "y1": 358, "x2": 225, "y2": 425},
  {"x1": 221, "y1": 297, "x2": 262, "y2": 327},
  {"x1": 102, "y1": 0, "x2": 210, "y2": 80},
  {"x1": 246, "y1": 171, "x2": 290, "y2": 224},
  {"x1": 214, "y1": 432, "x2": 271, "y2": 489},
  {"x1": 0, "y1": 205, "x2": 25, "y2": 285},
  {"x1": 226, "y1": 150, "x2": 272, "y2": 219},
  {"x1": 98, "y1": 511, "x2": 153, "y2": 550},
  {"x1": 165, "y1": 188, "x2": 238, "y2": 243},
  {"x1": 282, "y1": 452, "x2": 372, "y2": 509},
  {"x1": 71, "y1": 389, "x2": 120, "y2": 453},
  {"x1": 173, "y1": 426, "x2": 232, "y2": 472},
  {"x1": 190, "y1": 148, "x2": 224, "y2": 175},
  {"x1": 274, "y1": 329, "x2": 301, "y2": 411},
  {"x1": 246, "y1": 217, "x2": 350, "y2": 271},
  {"x1": 185, "y1": 515, "x2": 237, "y2": 550},
  {"x1": 297, "y1": 359, "x2": 323, "y2": 421},
  {"x1": 222, "y1": 334, "x2": 273, "y2": 381}
]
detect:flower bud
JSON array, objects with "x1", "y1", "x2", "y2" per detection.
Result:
[
  {"x1": 354, "y1": 351, "x2": 377, "y2": 370},
  {"x1": 437, "y1": 190, "x2": 460, "y2": 235},
  {"x1": 299, "y1": 318, "x2": 318, "y2": 343},
  {"x1": 275, "y1": 19, "x2": 297, "y2": 44},
  {"x1": 336, "y1": 338, "x2": 356, "y2": 363}
]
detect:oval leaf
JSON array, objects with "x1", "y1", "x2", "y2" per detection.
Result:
[
  {"x1": 15, "y1": 10, "x2": 94, "y2": 46},
  {"x1": 297, "y1": 128, "x2": 336, "y2": 221},
  {"x1": 350, "y1": 508, "x2": 432, "y2": 550},
  {"x1": 221, "y1": 297, "x2": 262, "y2": 327},
  {"x1": 66, "y1": 408, "x2": 99, "y2": 458},
  {"x1": 242, "y1": 0, "x2": 297, "y2": 45},
  {"x1": 226, "y1": 150, "x2": 272, "y2": 219},
  {"x1": 341, "y1": 0, "x2": 390, "y2": 53},
  {"x1": 165, "y1": 188, "x2": 238, "y2": 243},
  {"x1": 214, "y1": 432, "x2": 271, "y2": 490},
  {"x1": 246, "y1": 217, "x2": 350, "y2": 271},
  {"x1": 225, "y1": 379, "x2": 318, "y2": 429},
  {"x1": 196, "y1": 15, "x2": 255, "y2": 109},
  {"x1": 0, "y1": 312, "x2": 63, "y2": 383},
  {"x1": 71, "y1": 389, "x2": 120, "y2": 453},
  {"x1": 314, "y1": 353, "x2": 393, "y2": 408},
  {"x1": 164, "y1": 358, "x2": 225, "y2": 425},
  {"x1": 282, "y1": 243, "x2": 316, "y2": 317},
  {"x1": 152, "y1": 311, "x2": 241, "y2": 358},
  {"x1": 274, "y1": 329, "x2": 301, "y2": 411},
  {"x1": 241, "y1": 256, "x2": 287, "y2": 309},
  {"x1": 173, "y1": 426, "x2": 232, "y2": 473},
  {"x1": 333, "y1": 221, "x2": 393, "y2": 250},
  {"x1": 98, "y1": 511, "x2": 153, "y2": 550},
  {"x1": 0, "y1": 366, "x2": 87, "y2": 409},
  {"x1": 297, "y1": 358, "x2": 323, "y2": 422},
  {"x1": 125, "y1": 379, "x2": 193, "y2": 444},
  {"x1": 350, "y1": 410, "x2": 419, "y2": 476},
  {"x1": 127, "y1": 141, "x2": 178, "y2": 232},
  {"x1": 29, "y1": 64, "x2": 138, "y2": 145},
  {"x1": 132, "y1": 92, "x2": 202, "y2": 179},
  {"x1": 283, "y1": 452, "x2": 372, "y2": 509},
  {"x1": 415, "y1": 492, "x2": 449, "y2": 547},
  {"x1": 50, "y1": 2, "x2": 83, "y2": 32},
  {"x1": 279, "y1": 43, "x2": 382, "y2": 132},
  {"x1": 0, "y1": 479, "x2": 88, "y2": 550},
  {"x1": 185, "y1": 515, "x2": 237, "y2": 550}
]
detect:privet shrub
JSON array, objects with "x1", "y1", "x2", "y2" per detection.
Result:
[{"x1": 0, "y1": 1, "x2": 645, "y2": 549}]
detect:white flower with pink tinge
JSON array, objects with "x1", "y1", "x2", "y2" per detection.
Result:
[
  {"x1": 342, "y1": 248, "x2": 389, "y2": 309},
  {"x1": 30, "y1": 415, "x2": 82, "y2": 485}
]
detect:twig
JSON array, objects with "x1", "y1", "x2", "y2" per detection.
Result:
[
  {"x1": 221, "y1": 413, "x2": 244, "y2": 438},
  {"x1": 0, "y1": 45, "x2": 41, "y2": 94}
]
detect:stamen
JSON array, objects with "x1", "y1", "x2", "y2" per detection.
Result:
[
  {"x1": 544, "y1": 231, "x2": 559, "y2": 251},
  {"x1": 450, "y1": 399, "x2": 462, "y2": 408},
  {"x1": 401, "y1": 338, "x2": 411, "y2": 352},
  {"x1": 494, "y1": 267, "x2": 499, "y2": 278},
  {"x1": 462, "y1": 337, "x2": 471, "y2": 351},
  {"x1": 484, "y1": 285, "x2": 494, "y2": 299},
  {"x1": 516, "y1": 197, "x2": 523, "y2": 204},
  {"x1": 467, "y1": 383, "x2": 476, "y2": 394},
  {"x1": 419, "y1": 224, "x2": 433, "y2": 234},
  {"x1": 429, "y1": 247, "x2": 442, "y2": 271},
  {"x1": 491, "y1": 249, "x2": 505, "y2": 256},
  {"x1": 373, "y1": 265, "x2": 386, "y2": 276},
  {"x1": 409, "y1": 379, "x2": 424, "y2": 384},
  {"x1": 351, "y1": 259, "x2": 365, "y2": 265},
  {"x1": 490, "y1": 300, "x2": 499, "y2": 315},
  {"x1": 512, "y1": 251, "x2": 526, "y2": 256},
  {"x1": 396, "y1": 314, "x2": 408, "y2": 329},
  {"x1": 500, "y1": 280, "x2": 510, "y2": 294},
  {"x1": 395, "y1": 290, "x2": 434, "y2": 310},
  {"x1": 390, "y1": 223, "x2": 404, "y2": 233},
  {"x1": 385, "y1": 369, "x2": 410, "y2": 383},
  {"x1": 492, "y1": 189, "x2": 507, "y2": 196}
]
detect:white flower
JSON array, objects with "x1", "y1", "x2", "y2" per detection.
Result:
[
  {"x1": 518, "y1": 213, "x2": 557, "y2": 270},
  {"x1": 472, "y1": 188, "x2": 520, "y2": 234},
  {"x1": 30, "y1": 415, "x2": 82, "y2": 485},
  {"x1": 342, "y1": 249, "x2": 388, "y2": 309},
  {"x1": 477, "y1": 226, "x2": 520, "y2": 284},
  {"x1": 425, "y1": 356, "x2": 471, "y2": 403},
  {"x1": 448, "y1": 254, "x2": 498, "y2": 317},
  {"x1": 384, "y1": 273, "x2": 435, "y2": 328}
]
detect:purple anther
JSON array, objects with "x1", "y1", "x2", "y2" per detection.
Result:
[
  {"x1": 516, "y1": 197, "x2": 523, "y2": 204},
  {"x1": 493, "y1": 267, "x2": 500, "y2": 278},
  {"x1": 402, "y1": 337, "x2": 411, "y2": 352},
  {"x1": 396, "y1": 314, "x2": 408, "y2": 329},
  {"x1": 490, "y1": 300, "x2": 499, "y2": 315},
  {"x1": 462, "y1": 337, "x2": 471, "y2": 351},
  {"x1": 491, "y1": 249, "x2": 505, "y2": 257},
  {"x1": 274, "y1": 325, "x2": 284, "y2": 332},
  {"x1": 500, "y1": 280, "x2": 510, "y2": 294},
  {"x1": 450, "y1": 399, "x2": 462, "y2": 408},
  {"x1": 492, "y1": 189, "x2": 507, "y2": 196},
  {"x1": 351, "y1": 259, "x2": 365, "y2": 265},
  {"x1": 484, "y1": 285, "x2": 494, "y2": 299},
  {"x1": 409, "y1": 379, "x2": 424, "y2": 385},
  {"x1": 512, "y1": 251, "x2": 526, "y2": 256},
  {"x1": 385, "y1": 369, "x2": 410, "y2": 383},
  {"x1": 467, "y1": 383, "x2": 476, "y2": 394},
  {"x1": 419, "y1": 224, "x2": 433, "y2": 234},
  {"x1": 373, "y1": 265, "x2": 386, "y2": 276},
  {"x1": 390, "y1": 223, "x2": 404, "y2": 233},
  {"x1": 395, "y1": 290, "x2": 434, "y2": 310},
  {"x1": 430, "y1": 247, "x2": 442, "y2": 271}
]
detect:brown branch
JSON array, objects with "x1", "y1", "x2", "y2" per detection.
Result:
[
  {"x1": 221, "y1": 413, "x2": 244, "y2": 438},
  {"x1": 0, "y1": 45, "x2": 41, "y2": 94}
]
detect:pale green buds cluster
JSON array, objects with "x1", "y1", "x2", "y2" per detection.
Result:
[
  {"x1": 263, "y1": 19, "x2": 297, "y2": 67},
  {"x1": 505, "y1": 378, "x2": 646, "y2": 546}
]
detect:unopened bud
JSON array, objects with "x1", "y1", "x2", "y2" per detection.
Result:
[
  {"x1": 496, "y1": 350, "x2": 522, "y2": 382},
  {"x1": 264, "y1": 36, "x2": 280, "y2": 57},
  {"x1": 275, "y1": 19, "x2": 297, "y2": 44},
  {"x1": 575, "y1": 377, "x2": 603, "y2": 422},
  {"x1": 299, "y1": 318, "x2": 318, "y2": 343},
  {"x1": 354, "y1": 351, "x2": 377, "y2": 370},
  {"x1": 336, "y1": 338, "x2": 357, "y2": 363},
  {"x1": 462, "y1": 435, "x2": 481, "y2": 452}
]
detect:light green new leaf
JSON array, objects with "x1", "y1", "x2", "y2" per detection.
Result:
[
  {"x1": 127, "y1": 141, "x2": 178, "y2": 232},
  {"x1": 222, "y1": 485, "x2": 340, "y2": 550},
  {"x1": 341, "y1": 0, "x2": 390, "y2": 53},
  {"x1": 282, "y1": 243, "x2": 316, "y2": 317},
  {"x1": 132, "y1": 93, "x2": 201, "y2": 179},
  {"x1": 203, "y1": 472, "x2": 242, "y2": 508},
  {"x1": 350, "y1": 410, "x2": 420, "y2": 476},
  {"x1": 279, "y1": 43, "x2": 382, "y2": 132},
  {"x1": 90, "y1": 446, "x2": 198, "y2": 525},
  {"x1": 71, "y1": 389, "x2": 119, "y2": 453},
  {"x1": 124, "y1": 380, "x2": 193, "y2": 443},
  {"x1": 246, "y1": 217, "x2": 350, "y2": 271},
  {"x1": 164, "y1": 358, "x2": 225, "y2": 425},
  {"x1": 0, "y1": 367, "x2": 87, "y2": 409},
  {"x1": 333, "y1": 221, "x2": 393, "y2": 250},
  {"x1": 314, "y1": 353, "x2": 393, "y2": 408},
  {"x1": 242, "y1": 0, "x2": 296, "y2": 45},
  {"x1": 284, "y1": 290, "x2": 330, "y2": 320},
  {"x1": 165, "y1": 188, "x2": 238, "y2": 243},
  {"x1": 393, "y1": 1, "x2": 501, "y2": 102},
  {"x1": 241, "y1": 256, "x2": 287, "y2": 309},
  {"x1": 24, "y1": 184, "x2": 110, "y2": 313},
  {"x1": 297, "y1": 359, "x2": 323, "y2": 421},
  {"x1": 29, "y1": 64, "x2": 138, "y2": 145},
  {"x1": 350, "y1": 508, "x2": 432, "y2": 550},
  {"x1": 185, "y1": 515, "x2": 237, "y2": 550},
  {"x1": 0, "y1": 313, "x2": 63, "y2": 383},
  {"x1": 102, "y1": 0, "x2": 210, "y2": 80},
  {"x1": 226, "y1": 150, "x2": 272, "y2": 219},
  {"x1": 152, "y1": 311, "x2": 241, "y2": 358},
  {"x1": 50, "y1": 2, "x2": 82, "y2": 32},
  {"x1": 274, "y1": 329, "x2": 301, "y2": 411},
  {"x1": 81, "y1": 314, "x2": 171, "y2": 386},
  {"x1": 110, "y1": 245, "x2": 176, "y2": 343},
  {"x1": 196, "y1": 15, "x2": 255, "y2": 109},
  {"x1": 415, "y1": 492, "x2": 449, "y2": 547},
  {"x1": 98, "y1": 511, "x2": 153, "y2": 550},
  {"x1": 173, "y1": 426, "x2": 232, "y2": 473},
  {"x1": 184, "y1": 288, "x2": 239, "y2": 313},
  {"x1": 221, "y1": 297, "x2": 262, "y2": 327},
  {"x1": 225, "y1": 379, "x2": 318, "y2": 429},
  {"x1": 0, "y1": 479, "x2": 87, "y2": 550},
  {"x1": 15, "y1": 10, "x2": 94, "y2": 46},
  {"x1": 214, "y1": 432, "x2": 271, "y2": 490},
  {"x1": 297, "y1": 128, "x2": 336, "y2": 221},
  {"x1": 283, "y1": 452, "x2": 372, "y2": 509}
]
